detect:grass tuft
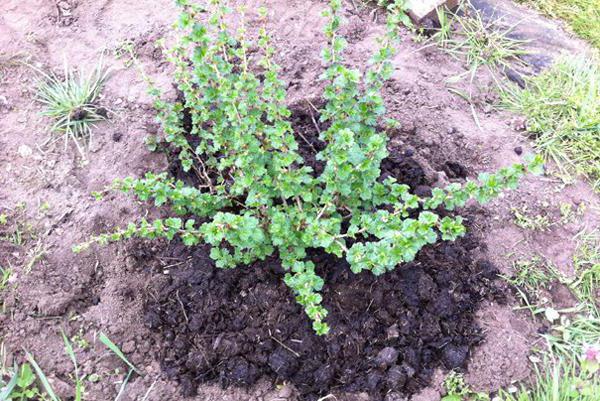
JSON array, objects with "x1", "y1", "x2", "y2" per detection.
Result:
[
  {"x1": 34, "y1": 57, "x2": 110, "y2": 158},
  {"x1": 571, "y1": 231, "x2": 600, "y2": 311},
  {"x1": 499, "y1": 358, "x2": 600, "y2": 401},
  {"x1": 444, "y1": 6, "x2": 529, "y2": 83},
  {"x1": 502, "y1": 55, "x2": 600, "y2": 190}
]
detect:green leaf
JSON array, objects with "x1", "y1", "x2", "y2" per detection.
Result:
[
  {"x1": 98, "y1": 332, "x2": 141, "y2": 375},
  {"x1": 25, "y1": 352, "x2": 60, "y2": 401},
  {"x1": 0, "y1": 365, "x2": 19, "y2": 400}
]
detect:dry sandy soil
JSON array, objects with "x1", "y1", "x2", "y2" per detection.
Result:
[{"x1": 0, "y1": 0, "x2": 598, "y2": 400}]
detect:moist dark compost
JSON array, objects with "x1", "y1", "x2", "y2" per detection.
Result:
[
  {"x1": 144, "y1": 231, "x2": 504, "y2": 400},
  {"x1": 142, "y1": 106, "x2": 506, "y2": 400}
]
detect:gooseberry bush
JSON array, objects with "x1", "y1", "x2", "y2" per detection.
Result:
[{"x1": 76, "y1": 0, "x2": 543, "y2": 335}]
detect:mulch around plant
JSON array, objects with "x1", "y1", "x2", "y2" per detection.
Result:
[{"x1": 141, "y1": 112, "x2": 506, "y2": 399}]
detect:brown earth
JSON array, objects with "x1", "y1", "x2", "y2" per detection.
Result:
[{"x1": 1, "y1": 1, "x2": 599, "y2": 401}]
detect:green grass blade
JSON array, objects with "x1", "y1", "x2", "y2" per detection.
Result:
[
  {"x1": 61, "y1": 331, "x2": 78, "y2": 371},
  {"x1": 25, "y1": 352, "x2": 61, "y2": 401},
  {"x1": 140, "y1": 380, "x2": 157, "y2": 401},
  {"x1": 98, "y1": 333, "x2": 141, "y2": 375},
  {"x1": 0, "y1": 365, "x2": 19, "y2": 400},
  {"x1": 114, "y1": 369, "x2": 133, "y2": 401},
  {"x1": 61, "y1": 331, "x2": 83, "y2": 401}
]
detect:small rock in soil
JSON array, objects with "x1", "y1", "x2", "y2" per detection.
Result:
[
  {"x1": 385, "y1": 392, "x2": 408, "y2": 401},
  {"x1": 402, "y1": 121, "x2": 417, "y2": 135},
  {"x1": 375, "y1": 347, "x2": 400, "y2": 368},
  {"x1": 514, "y1": 146, "x2": 523, "y2": 155},
  {"x1": 314, "y1": 364, "x2": 335, "y2": 387},
  {"x1": 386, "y1": 324, "x2": 400, "y2": 340},
  {"x1": 511, "y1": 117, "x2": 527, "y2": 131},
  {"x1": 442, "y1": 344, "x2": 469, "y2": 369}
]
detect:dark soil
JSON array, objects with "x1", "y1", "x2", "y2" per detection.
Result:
[
  {"x1": 143, "y1": 231, "x2": 504, "y2": 401},
  {"x1": 141, "y1": 110, "x2": 505, "y2": 399}
]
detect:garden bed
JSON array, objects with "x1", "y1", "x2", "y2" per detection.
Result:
[{"x1": 0, "y1": 1, "x2": 598, "y2": 400}]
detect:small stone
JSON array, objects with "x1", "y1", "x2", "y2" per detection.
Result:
[
  {"x1": 511, "y1": 117, "x2": 527, "y2": 131},
  {"x1": 367, "y1": 371, "x2": 383, "y2": 390},
  {"x1": 276, "y1": 384, "x2": 294, "y2": 399},
  {"x1": 0, "y1": 95, "x2": 9, "y2": 109},
  {"x1": 514, "y1": 146, "x2": 523, "y2": 155},
  {"x1": 97, "y1": 107, "x2": 108, "y2": 118},
  {"x1": 385, "y1": 392, "x2": 408, "y2": 401},
  {"x1": 18, "y1": 145, "x2": 33, "y2": 157},
  {"x1": 407, "y1": 0, "x2": 459, "y2": 23},
  {"x1": 374, "y1": 347, "x2": 399, "y2": 368},
  {"x1": 400, "y1": 362, "x2": 416, "y2": 378},
  {"x1": 386, "y1": 324, "x2": 400, "y2": 340},
  {"x1": 433, "y1": 171, "x2": 449, "y2": 188},
  {"x1": 422, "y1": 136, "x2": 434, "y2": 146},
  {"x1": 57, "y1": 0, "x2": 71, "y2": 10},
  {"x1": 447, "y1": 127, "x2": 457, "y2": 135}
]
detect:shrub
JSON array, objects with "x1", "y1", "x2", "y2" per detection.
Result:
[{"x1": 75, "y1": 0, "x2": 543, "y2": 335}]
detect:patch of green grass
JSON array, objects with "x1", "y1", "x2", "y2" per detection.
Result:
[
  {"x1": 1, "y1": 332, "x2": 141, "y2": 401},
  {"x1": 445, "y1": 6, "x2": 528, "y2": 82},
  {"x1": 0, "y1": 343, "x2": 45, "y2": 401},
  {"x1": 545, "y1": 314, "x2": 600, "y2": 361},
  {"x1": 0, "y1": 212, "x2": 35, "y2": 247},
  {"x1": 499, "y1": 358, "x2": 600, "y2": 401},
  {"x1": 515, "y1": 0, "x2": 600, "y2": 49},
  {"x1": 559, "y1": 201, "x2": 586, "y2": 225},
  {"x1": 34, "y1": 58, "x2": 110, "y2": 158},
  {"x1": 434, "y1": 4, "x2": 528, "y2": 127},
  {"x1": 0, "y1": 267, "x2": 10, "y2": 291},
  {"x1": 511, "y1": 206, "x2": 552, "y2": 231},
  {"x1": 442, "y1": 371, "x2": 489, "y2": 401},
  {"x1": 498, "y1": 231, "x2": 600, "y2": 401},
  {"x1": 432, "y1": 7, "x2": 453, "y2": 48},
  {"x1": 502, "y1": 55, "x2": 600, "y2": 190},
  {"x1": 571, "y1": 231, "x2": 600, "y2": 311},
  {"x1": 506, "y1": 256, "x2": 553, "y2": 293}
]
